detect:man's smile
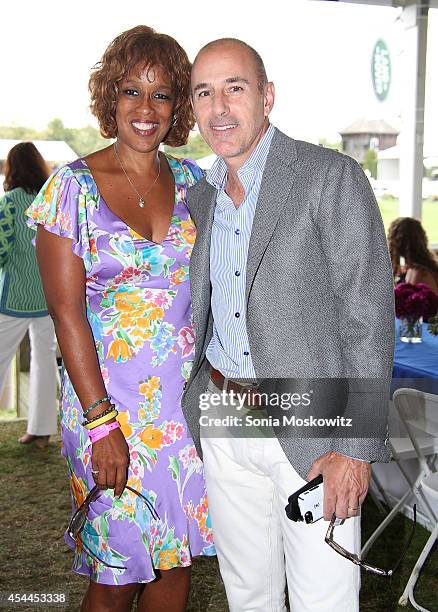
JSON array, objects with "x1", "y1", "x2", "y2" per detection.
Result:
[{"x1": 210, "y1": 124, "x2": 238, "y2": 131}]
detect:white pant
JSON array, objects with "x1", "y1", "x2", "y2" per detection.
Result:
[
  {"x1": 201, "y1": 380, "x2": 360, "y2": 612},
  {"x1": 0, "y1": 314, "x2": 58, "y2": 435}
]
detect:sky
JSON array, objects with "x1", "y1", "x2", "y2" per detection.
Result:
[{"x1": 1, "y1": 0, "x2": 437, "y2": 149}]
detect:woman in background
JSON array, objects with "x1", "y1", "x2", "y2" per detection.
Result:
[
  {"x1": 0, "y1": 142, "x2": 58, "y2": 448},
  {"x1": 388, "y1": 216, "x2": 438, "y2": 294}
]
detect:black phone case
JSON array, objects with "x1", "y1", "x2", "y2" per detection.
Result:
[{"x1": 285, "y1": 474, "x2": 323, "y2": 521}]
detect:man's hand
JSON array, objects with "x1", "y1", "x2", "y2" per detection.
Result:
[{"x1": 307, "y1": 451, "x2": 371, "y2": 520}]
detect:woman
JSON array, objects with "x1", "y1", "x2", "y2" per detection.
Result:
[
  {"x1": 0, "y1": 142, "x2": 58, "y2": 448},
  {"x1": 388, "y1": 217, "x2": 438, "y2": 294},
  {"x1": 26, "y1": 26, "x2": 214, "y2": 612}
]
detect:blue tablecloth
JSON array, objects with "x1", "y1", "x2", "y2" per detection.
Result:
[{"x1": 392, "y1": 320, "x2": 438, "y2": 394}]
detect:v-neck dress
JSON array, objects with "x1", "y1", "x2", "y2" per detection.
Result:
[{"x1": 26, "y1": 155, "x2": 215, "y2": 585}]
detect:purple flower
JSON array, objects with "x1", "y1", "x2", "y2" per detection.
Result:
[{"x1": 395, "y1": 282, "x2": 438, "y2": 320}]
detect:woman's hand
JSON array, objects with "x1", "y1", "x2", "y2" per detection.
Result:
[{"x1": 91, "y1": 427, "x2": 130, "y2": 497}]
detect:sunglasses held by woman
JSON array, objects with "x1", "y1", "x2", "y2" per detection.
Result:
[{"x1": 68, "y1": 485, "x2": 160, "y2": 570}]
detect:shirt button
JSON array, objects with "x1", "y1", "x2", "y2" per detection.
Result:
[
  {"x1": 235, "y1": 312, "x2": 240, "y2": 318},
  {"x1": 235, "y1": 229, "x2": 241, "y2": 235},
  {"x1": 243, "y1": 351, "x2": 249, "y2": 356},
  {"x1": 235, "y1": 271, "x2": 241, "y2": 276}
]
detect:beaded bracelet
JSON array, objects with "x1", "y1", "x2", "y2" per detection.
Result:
[
  {"x1": 85, "y1": 410, "x2": 118, "y2": 431},
  {"x1": 81, "y1": 404, "x2": 115, "y2": 427},
  {"x1": 83, "y1": 396, "x2": 111, "y2": 418}
]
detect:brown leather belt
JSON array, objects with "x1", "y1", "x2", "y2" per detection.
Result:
[{"x1": 210, "y1": 367, "x2": 264, "y2": 408}]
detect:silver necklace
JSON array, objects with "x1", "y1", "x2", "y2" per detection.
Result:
[{"x1": 113, "y1": 143, "x2": 161, "y2": 208}]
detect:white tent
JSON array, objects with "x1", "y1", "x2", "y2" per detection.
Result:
[{"x1": 0, "y1": 139, "x2": 76, "y2": 165}]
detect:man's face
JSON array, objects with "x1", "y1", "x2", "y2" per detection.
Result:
[{"x1": 191, "y1": 43, "x2": 274, "y2": 167}]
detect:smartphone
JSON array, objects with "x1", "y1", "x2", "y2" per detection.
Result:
[{"x1": 285, "y1": 474, "x2": 324, "y2": 523}]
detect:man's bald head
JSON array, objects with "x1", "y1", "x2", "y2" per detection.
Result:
[
  {"x1": 193, "y1": 38, "x2": 268, "y2": 93},
  {"x1": 191, "y1": 37, "x2": 275, "y2": 167}
]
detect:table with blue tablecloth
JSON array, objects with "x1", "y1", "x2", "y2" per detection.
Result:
[{"x1": 392, "y1": 320, "x2": 438, "y2": 394}]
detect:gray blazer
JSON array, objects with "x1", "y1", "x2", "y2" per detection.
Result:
[{"x1": 182, "y1": 128, "x2": 394, "y2": 479}]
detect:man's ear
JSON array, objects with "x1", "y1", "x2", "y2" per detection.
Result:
[{"x1": 264, "y1": 82, "x2": 275, "y2": 117}]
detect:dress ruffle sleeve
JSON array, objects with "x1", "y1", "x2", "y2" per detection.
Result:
[
  {"x1": 180, "y1": 158, "x2": 205, "y2": 186},
  {"x1": 25, "y1": 165, "x2": 92, "y2": 272}
]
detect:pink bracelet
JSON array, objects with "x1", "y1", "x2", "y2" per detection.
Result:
[{"x1": 88, "y1": 421, "x2": 120, "y2": 443}]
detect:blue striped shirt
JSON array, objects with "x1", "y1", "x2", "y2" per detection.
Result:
[{"x1": 205, "y1": 124, "x2": 275, "y2": 378}]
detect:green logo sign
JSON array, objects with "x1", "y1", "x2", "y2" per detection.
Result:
[{"x1": 372, "y1": 39, "x2": 391, "y2": 102}]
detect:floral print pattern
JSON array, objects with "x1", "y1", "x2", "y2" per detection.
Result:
[{"x1": 26, "y1": 155, "x2": 214, "y2": 585}]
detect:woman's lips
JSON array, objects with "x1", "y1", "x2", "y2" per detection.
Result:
[{"x1": 131, "y1": 121, "x2": 159, "y2": 136}]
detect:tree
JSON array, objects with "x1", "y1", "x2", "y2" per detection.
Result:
[
  {"x1": 0, "y1": 125, "x2": 39, "y2": 140},
  {"x1": 67, "y1": 126, "x2": 108, "y2": 157},
  {"x1": 363, "y1": 149, "x2": 378, "y2": 179},
  {"x1": 164, "y1": 133, "x2": 211, "y2": 160},
  {"x1": 43, "y1": 118, "x2": 67, "y2": 141},
  {"x1": 318, "y1": 138, "x2": 343, "y2": 152}
]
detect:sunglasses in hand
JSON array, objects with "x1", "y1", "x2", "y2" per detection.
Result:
[
  {"x1": 68, "y1": 484, "x2": 160, "y2": 570},
  {"x1": 325, "y1": 505, "x2": 417, "y2": 577}
]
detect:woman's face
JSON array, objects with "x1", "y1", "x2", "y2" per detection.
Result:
[{"x1": 115, "y1": 63, "x2": 174, "y2": 153}]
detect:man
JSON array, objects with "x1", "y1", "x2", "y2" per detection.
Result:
[{"x1": 182, "y1": 38, "x2": 394, "y2": 611}]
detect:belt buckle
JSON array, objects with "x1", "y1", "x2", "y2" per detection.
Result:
[
  {"x1": 231, "y1": 379, "x2": 262, "y2": 410},
  {"x1": 232, "y1": 377, "x2": 259, "y2": 390}
]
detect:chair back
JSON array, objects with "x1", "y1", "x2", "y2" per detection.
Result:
[{"x1": 393, "y1": 388, "x2": 438, "y2": 474}]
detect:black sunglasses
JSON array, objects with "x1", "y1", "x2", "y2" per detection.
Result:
[{"x1": 68, "y1": 485, "x2": 160, "y2": 570}]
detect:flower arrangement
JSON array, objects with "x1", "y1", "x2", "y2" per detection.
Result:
[{"x1": 394, "y1": 283, "x2": 438, "y2": 321}]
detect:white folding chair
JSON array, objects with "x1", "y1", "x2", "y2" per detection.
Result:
[
  {"x1": 362, "y1": 399, "x2": 438, "y2": 557},
  {"x1": 392, "y1": 388, "x2": 438, "y2": 612}
]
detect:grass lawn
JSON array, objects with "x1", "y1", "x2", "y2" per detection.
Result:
[
  {"x1": 1, "y1": 420, "x2": 437, "y2": 611},
  {"x1": 378, "y1": 197, "x2": 438, "y2": 245}
]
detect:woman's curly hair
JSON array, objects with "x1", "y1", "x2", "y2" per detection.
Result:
[
  {"x1": 89, "y1": 25, "x2": 194, "y2": 146},
  {"x1": 387, "y1": 216, "x2": 438, "y2": 278}
]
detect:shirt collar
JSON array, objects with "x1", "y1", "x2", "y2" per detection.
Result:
[{"x1": 206, "y1": 123, "x2": 275, "y2": 190}]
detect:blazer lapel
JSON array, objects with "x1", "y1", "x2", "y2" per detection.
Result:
[
  {"x1": 189, "y1": 182, "x2": 216, "y2": 358},
  {"x1": 246, "y1": 130, "x2": 298, "y2": 302}
]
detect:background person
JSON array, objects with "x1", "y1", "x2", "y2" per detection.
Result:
[
  {"x1": 26, "y1": 26, "x2": 213, "y2": 612},
  {"x1": 388, "y1": 216, "x2": 438, "y2": 294},
  {"x1": 0, "y1": 142, "x2": 58, "y2": 449}
]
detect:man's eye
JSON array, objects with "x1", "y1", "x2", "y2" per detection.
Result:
[{"x1": 123, "y1": 88, "x2": 139, "y2": 96}]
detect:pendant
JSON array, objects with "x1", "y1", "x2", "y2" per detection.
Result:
[{"x1": 139, "y1": 198, "x2": 145, "y2": 208}]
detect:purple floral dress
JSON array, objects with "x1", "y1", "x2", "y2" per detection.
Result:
[{"x1": 26, "y1": 155, "x2": 214, "y2": 585}]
